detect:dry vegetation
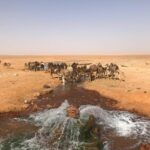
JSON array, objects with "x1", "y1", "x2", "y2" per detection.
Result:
[{"x1": 0, "y1": 55, "x2": 150, "y2": 117}]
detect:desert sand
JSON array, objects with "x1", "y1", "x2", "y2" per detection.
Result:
[{"x1": 0, "y1": 55, "x2": 150, "y2": 117}]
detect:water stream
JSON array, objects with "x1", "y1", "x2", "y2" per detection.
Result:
[
  {"x1": 0, "y1": 100, "x2": 150, "y2": 150},
  {"x1": 0, "y1": 85, "x2": 150, "y2": 150}
]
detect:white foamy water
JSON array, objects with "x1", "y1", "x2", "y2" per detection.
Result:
[
  {"x1": 30, "y1": 100, "x2": 69, "y2": 126},
  {"x1": 0, "y1": 100, "x2": 150, "y2": 150},
  {"x1": 19, "y1": 100, "x2": 81, "y2": 150},
  {"x1": 80, "y1": 105, "x2": 150, "y2": 142}
]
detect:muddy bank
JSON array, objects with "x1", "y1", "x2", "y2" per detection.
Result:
[
  {"x1": 0, "y1": 84, "x2": 117, "y2": 119},
  {"x1": 1, "y1": 83, "x2": 150, "y2": 121},
  {"x1": 82, "y1": 79, "x2": 150, "y2": 118}
]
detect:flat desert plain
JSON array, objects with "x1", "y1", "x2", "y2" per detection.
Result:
[{"x1": 0, "y1": 55, "x2": 150, "y2": 117}]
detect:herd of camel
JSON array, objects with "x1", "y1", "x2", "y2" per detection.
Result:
[
  {"x1": 0, "y1": 59, "x2": 120, "y2": 83},
  {"x1": 25, "y1": 61, "x2": 120, "y2": 83}
]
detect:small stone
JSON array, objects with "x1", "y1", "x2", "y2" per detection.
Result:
[
  {"x1": 22, "y1": 104, "x2": 29, "y2": 109},
  {"x1": 43, "y1": 84, "x2": 51, "y2": 89},
  {"x1": 40, "y1": 88, "x2": 53, "y2": 95},
  {"x1": 33, "y1": 92, "x2": 40, "y2": 97},
  {"x1": 67, "y1": 105, "x2": 79, "y2": 118},
  {"x1": 46, "y1": 104, "x2": 52, "y2": 109},
  {"x1": 24, "y1": 99, "x2": 29, "y2": 104}
]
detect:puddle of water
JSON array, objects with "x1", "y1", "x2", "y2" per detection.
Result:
[{"x1": 0, "y1": 100, "x2": 150, "y2": 150}]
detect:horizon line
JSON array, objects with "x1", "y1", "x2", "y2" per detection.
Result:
[{"x1": 0, "y1": 54, "x2": 150, "y2": 56}]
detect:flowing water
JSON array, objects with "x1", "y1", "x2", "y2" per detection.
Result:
[
  {"x1": 0, "y1": 101, "x2": 150, "y2": 150},
  {"x1": 80, "y1": 105, "x2": 150, "y2": 150},
  {"x1": 0, "y1": 87, "x2": 150, "y2": 150}
]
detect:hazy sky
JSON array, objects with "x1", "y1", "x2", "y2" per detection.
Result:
[{"x1": 0, "y1": 0, "x2": 150, "y2": 55}]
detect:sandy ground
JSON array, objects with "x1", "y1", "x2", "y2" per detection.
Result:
[{"x1": 0, "y1": 55, "x2": 150, "y2": 117}]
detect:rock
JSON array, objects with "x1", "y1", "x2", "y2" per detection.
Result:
[
  {"x1": 33, "y1": 92, "x2": 40, "y2": 97},
  {"x1": 121, "y1": 65, "x2": 128, "y2": 67},
  {"x1": 66, "y1": 105, "x2": 79, "y2": 118},
  {"x1": 24, "y1": 99, "x2": 30, "y2": 104},
  {"x1": 40, "y1": 88, "x2": 53, "y2": 95},
  {"x1": 24, "y1": 99, "x2": 34, "y2": 105},
  {"x1": 46, "y1": 104, "x2": 52, "y2": 109},
  {"x1": 79, "y1": 115, "x2": 103, "y2": 150},
  {"x1": 22, "y1": 104, "x2": 29, "y2": 109},
  {"x1": 43, "y1": 84, "x2": 51, "y2": 89}
]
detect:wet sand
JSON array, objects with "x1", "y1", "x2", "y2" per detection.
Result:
[{"x1": 0, "y1": 85, "x2": 117, "y2": 119}]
